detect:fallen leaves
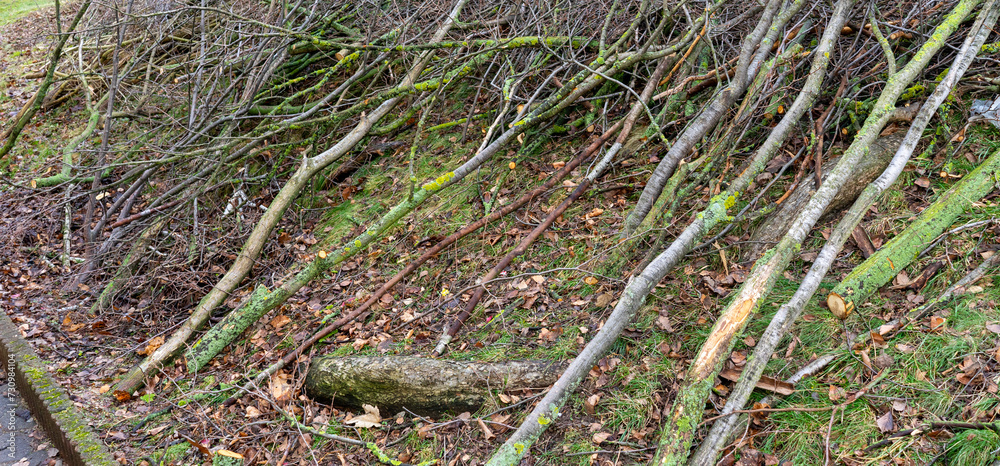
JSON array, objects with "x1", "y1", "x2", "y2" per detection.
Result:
[
  {"x1": 592, "y1": 431, "x2": 612, "y2": 444},
  {"x1": 875, "y1": 410, "x2": 894, "y2": 433},
  {"x1": 583, "y1": 393, "x2": 601, "y2": 416},
  {"x1": 245, "y1": 406, "x2": 262, "y2": 418},
  {"x1": 344, "y1": 404, "x2": 382, "y2": 428},
  {"x1": 269, "y1": 371, "x2": 294, "y2": 401},
  {"x1": 929, "y1": 315, "x2": 947, "y2": 333},
  {"x1": 137, "y1": 336, "x2": 164, "y2": 356},
  {"x1": 269, "y1": 314, "x2": 291, "y2": 329}
]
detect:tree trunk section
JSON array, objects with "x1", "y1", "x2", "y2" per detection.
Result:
[{"x1": 305, "y1": 356, "x2": 566, "y2": 415}]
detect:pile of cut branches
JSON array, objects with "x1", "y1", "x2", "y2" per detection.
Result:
[{"x1": 3, "y1": 0, "x2": 1000, "y2": 463}]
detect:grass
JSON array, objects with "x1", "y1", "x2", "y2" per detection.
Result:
[
  {"x1": 0, "y1": 0, "x2": 53, "y2": 25},
  {"x1": 5, "y1": 18, "x2": 998, "y2": 462},
  {"x1": 752, "y1": 259, "x2": 1000, "y2": 464}
]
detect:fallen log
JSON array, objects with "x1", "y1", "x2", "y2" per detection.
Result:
[{"x1": 304, "y1": 356, "x2": 566, "y2": 415}]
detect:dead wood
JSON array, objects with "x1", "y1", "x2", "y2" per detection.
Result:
[
  {"x1": 827, "y1": 142, "x2": 1000, "y2": 319},
  {"x1": 743, "y1": 132, "x2": 904, "y2": 262},
  {"x1": 305, "y1": 356, "x2": 566, "y2": 415},
  {"x1": 219, "y1": 122, "x2": 622, "y2": 408}
]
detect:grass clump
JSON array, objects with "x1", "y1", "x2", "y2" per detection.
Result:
[{"x1": 0, "y1": 0, "x2": 53, "y2": 25}]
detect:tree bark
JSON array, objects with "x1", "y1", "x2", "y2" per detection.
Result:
[
  {"x1": 305, "y1": 356, "x2": 566, "y2": 416},
  {"x1": 652, "y1": 0, "x2": 979, "y2": 462},
  {"x1": 744, "y1": 132, "x2": 905, "y2": 262}
]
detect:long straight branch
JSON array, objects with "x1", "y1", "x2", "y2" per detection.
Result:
[{"x1": 485, "y1": 2, "x2": 846, "y2": 463}]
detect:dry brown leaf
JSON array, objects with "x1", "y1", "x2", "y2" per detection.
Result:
[
  {"x1": 876, "y1": 410, "x2": 894, "y2": 433},
  {"x1": 583, "y1": 394, "x2": 601, "y2": 416},
  {"x1": 477, "y1": 418, "x2": 494, "y2": 440},
  {"x1": 592, "y1": 432, "x2": 612, "y2": 444},
  {"x1": 137, "y1": 336, "x2": 165, "y2": 356},
  {"x1": 270, "y1": 314, "x2": 292, "y2": 329},
  {"x1": 929, "y1": 316, "x2": 946, "y2": 332},
  {"x1": 62, "y1": 313, "x2": 86, "y2": 333},
  {"x1": 269, "y1": 371, "x2": 293, "y2": 401},
  {"x1": 181, "y1": 434, "x2": 212, "y2": 456},
  {"x1": 655, "y1": 315, "x2": 673, "y2": 332},
  {"x1": 344, "y1": 404, "x2": 382, "y2": 428},
  {"x1": 215, "y1": 450, "x2": 244, "y2": 460}
]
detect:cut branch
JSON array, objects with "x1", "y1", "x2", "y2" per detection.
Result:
[
  {"x1": 114, "y1": 0, "x2": 473, "y2": 393},
  {"x1": 486, "y1": 0, "x2": 849, "y2": 461},
  {"x1": 690, "y1": 4, "x2": 1000, "y2": 462},
  {"x1": 652, "y1": 0, "x2": 981, "y2": 462}
]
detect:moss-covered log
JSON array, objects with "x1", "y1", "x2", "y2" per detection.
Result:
[
  {"x1": 304, "y1": 356, "x2": 566, "y2": 415},
  {"x1": 827, "y1": 143, "x2": 1000, "y2": 318}
]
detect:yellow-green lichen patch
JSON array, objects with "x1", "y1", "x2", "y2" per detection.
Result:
[
  {"x1": 420, "y1": 171, "x2": 456, "y2": 191},
  {"x1": 982, "y1": 42, "x2": 1000, "y2": 54}
]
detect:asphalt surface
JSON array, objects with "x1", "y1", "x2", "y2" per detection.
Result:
[{"x1": 0, "y1": 382, "x2": 59, "y2": 466}]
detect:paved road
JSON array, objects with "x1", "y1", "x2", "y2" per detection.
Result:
[{"x1": 0, "y1": 382, "x2": 58, "y2": 466}]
